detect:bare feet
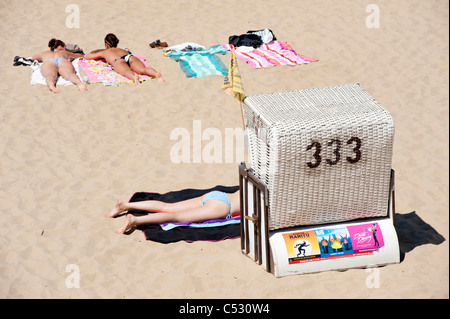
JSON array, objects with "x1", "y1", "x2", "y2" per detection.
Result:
[
  {"x1": 49, "y1": 85, "x2": 60, "y2": 93},
  {"x1": 77, "y1": 83, "x2": 88, "y2": 91},
  {"x1": 156, "y1": 72, "x2": 165, "y2": 83},
  {"x1": 134, "y1": 73, "x2": 140, "y2": 85},
  {"x1": 115, "y1": 214, "x2": 136, "y2": 234},
  {"x1": 106, "y1": 200, "x2": 127, "y2": 218}
]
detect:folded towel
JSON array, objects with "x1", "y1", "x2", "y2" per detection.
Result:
[
  {"x1": 246, "y1": 28, "x2": 277, "y2": 44},
  {"x1": 30, "y1": 58, "x2": 83, "y2": 86},
  {"x1": 165, "y1": 44, "x2": 228, "y2": 78},
  {"x1": 65, "y1": 43, "x2": 84, "y2": 54},
  {"x1": 228, "y1": 28, "x2": 277, "y2": 49},
  {"x1": 222, "y1": 41, "x2": 318, "y2": 69},
  {"x1": 164, "y1": 42, "x2": 206, "y2": 52},
  {"x1": 129, "y1": 185, "x2": 240, "y2": 243},
  {"x1": 13, "y1": 56, "x2": 35, "y2": 66}
]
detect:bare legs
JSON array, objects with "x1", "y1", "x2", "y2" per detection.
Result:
[
  {"x1": 107, "y1": 196, "x2": 230, "y2": 234},
  {"x1": 41, "y1": 60, "x2": 87, "y2": 93},
  {"x1": 106, "y1": 197, "x2": 203, "y2": 218},
  {"x1": 129, "y1": 56, "x2": 165, "y2": 82},
  {"x1": 113, "y1": 57, "x2": 165, "y2": 84},
  {"x1": 40, "y1": 61, "x2": 60, "y2": 93},
  {"x1": 112, "y1": 60, "x2": 140, "y2": 84},
  {"x1": 58, "y1": 60, "x2": 87, "y2": 91}
]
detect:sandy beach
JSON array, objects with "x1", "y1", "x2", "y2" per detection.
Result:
[{"x1": 0, "y1": 0, "x2": 448, "y2": 300}]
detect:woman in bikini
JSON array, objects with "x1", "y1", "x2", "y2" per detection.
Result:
[
  {"x1": 31, "y1": 38, "x2": 87, "y2": 93},
  {"x1": 107, "y1": 190, "x2": 240, "y2": 234},
  {"x1": 84, "y1": 33, "x2": 164, "y2": 84}
]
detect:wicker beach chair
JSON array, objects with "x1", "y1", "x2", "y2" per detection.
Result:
[
  {"x1": 243, "y1": 83, "x2": 394, "y2": 229},
  {"x1": 239, "y1": 84, "x2": 398, "y2": 275}
]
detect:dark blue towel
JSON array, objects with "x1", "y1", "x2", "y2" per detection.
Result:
[{"x1": 129, "y1": 185, "x2": 240, "y2": 243}]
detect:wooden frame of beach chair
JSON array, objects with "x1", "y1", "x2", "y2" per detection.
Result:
[
  {"x1": 239, "y1": 163, "x2": 398, "y2": 276},
  {"x1": 238, "y1": 84, "x2": 401, "y2": 276},
  {"x1": 388, "y1": 169, "x2": 396, "y2": 222},
  {"x1": 239, "y1": 162, "x2": 271, "y2": 272}
]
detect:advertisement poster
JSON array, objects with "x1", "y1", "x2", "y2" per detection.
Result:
[
  {"x1": 283, "y1": 222, "x2": 384, "y2": 264},
  {"x1": 315, "y1": 227, "x2": 353, "y2": 258},
  {"x1": 282, "y1": 230, "x2": 321, "y2": 264},
  {"x1": 347, "y1": 223, "x2": 385, "y2": 253}
]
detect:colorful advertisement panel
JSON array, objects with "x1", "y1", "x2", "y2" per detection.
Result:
[{"x1": 282, "y1": 222, "x2": 384, "y2": 264}]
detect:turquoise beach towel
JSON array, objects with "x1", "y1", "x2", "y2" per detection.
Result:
[{"x1": 166, "y1": 45, "x2": 228, "y2": 78}]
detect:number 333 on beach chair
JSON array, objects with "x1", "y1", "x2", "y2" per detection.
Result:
[{"x1": 239, "y1": 84, "x2": 400, "y2": 277}]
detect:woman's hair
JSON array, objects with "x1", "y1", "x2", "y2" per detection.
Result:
[
  {"x1": 48, "y1": 38, "x2": 65, "y2": 51},
  {"x1": 104, "y1": 33, "x2": 119, "y2": 48}
]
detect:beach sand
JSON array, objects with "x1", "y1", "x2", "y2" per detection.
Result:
[{"x1": 0, "y1": 0, "x2": 448, "y2": 299}]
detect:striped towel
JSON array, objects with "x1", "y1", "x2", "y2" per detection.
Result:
[
  {"x1": 222, "y1": 41, "x2": 317, "y2": 69},
  {"x1": 166, "y1": 45, "x2": 228, "y2": 78}
]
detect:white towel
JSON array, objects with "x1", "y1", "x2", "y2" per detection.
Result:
[
  {"x1": 164, "y1": 42, "x2": 206, "y2": 52},
  {"x1": 248, "y1": 28, "x2": 276, "y2": 44},
  {"x1": 30, "y1": 58, "x2": 83, "y2": 86}
]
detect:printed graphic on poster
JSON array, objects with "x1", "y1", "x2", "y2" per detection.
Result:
[
  {"x1": 282, "y1": 223, "x2": 384, "y2": 264},
  {"x1": 347, "y1": 223, "x2": 384, "y2": 253},
  {"x1": 314, "y1": 227, "x2": 353, "y2": 258},
  {"x1": 282, "y1": 231, "x2": 321, "y2": 264}
]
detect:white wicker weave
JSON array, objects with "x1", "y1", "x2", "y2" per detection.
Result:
[{"x1": 243, "y1": 84, "x2": 394, "y2": 230}]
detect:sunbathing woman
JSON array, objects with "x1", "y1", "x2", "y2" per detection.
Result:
[
  {"x1": 31, "y1": 38, "x2": 87, "y2": 93},
  {"x1": 84, "y1": 33, "x2": 164, "y2": 84},
  {"x1": 107, "y1": 190, "x2": 240, "y2": 234}
]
